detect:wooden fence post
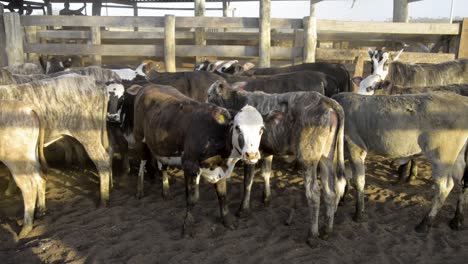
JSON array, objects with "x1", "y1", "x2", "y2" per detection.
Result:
[
  {"x1": 4, "y1": 12, "x2": 24, "y2": 66},
  {"x1": 458, "y1": 18, "x2": 468, "y2": 59},
  {"x1": 25, "y1": 26, "x2": 39, "y2": 64},
  {"x1": 292, "y1": 29, "x2": 303, "y2": 65},
  {"x1": 393, "y1": 0, "x2": 409, "y2": 23},
  {"x1": 164, "y1": 15, "x2": 176, "y2": 73},
  {"x1": 303, "y1": 16, "x2": 317, "y2": 63},
  {"x1": 259, "y1": 0, "x2": 271, "y2": 68},
  {"x1": 0, "y1": 5, "x2": 8, "y2": 67},
  {"x1": 91, "y1": 26, "x2": 101, "y2": 66},
  {"x1": 194, "y1": 0, "x2": 206, "y2": 65}
]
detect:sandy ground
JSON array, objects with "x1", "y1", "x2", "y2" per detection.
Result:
[{"x1": 1, "y1": 152, "x2": 468, "y2": 264}]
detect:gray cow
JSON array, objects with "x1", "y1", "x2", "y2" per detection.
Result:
[
  {"x1": 0, "y1": 74, "x2": 112, "y2": 207},
  {"x1": 0, "y1": 100, "x2": 47, "y2": 238},
  {"x1": 208, "y1": 80, "x2": 347, "y2": 245},
  {"x1": 332, "y1": 93, "x2": 468, "y2": 232}
]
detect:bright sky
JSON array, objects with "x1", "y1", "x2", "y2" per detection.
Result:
[{"x1": 52, "y1": 0, "x2": 466, "y2": 22}]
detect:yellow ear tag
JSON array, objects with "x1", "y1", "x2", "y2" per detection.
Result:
[{"x1": 217, "y1": 114, "x2": 225, "y2": 124}]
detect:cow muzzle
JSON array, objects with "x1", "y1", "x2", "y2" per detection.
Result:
[{"x1": 243, "y1": 151, "x2": 261, "y2": 164}]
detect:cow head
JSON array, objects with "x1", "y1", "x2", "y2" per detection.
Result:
[
  {"x1": 135, "y1": 60, "x2": 161, "y2": 76},
  {"x1": 106, "y1": 80, "x2": 126, "y2": 123},
  {"x1": 207, "y1": 80, "x2": 246, "y2": 109},
  {"x1": 230, "y1": 105, "x2": 264, "y2": 164},
  {"x1": 352, "y1": 75, "x2": 384, "y2": 95},
  {"x1": 368, "y1": 48, "x2": 404, "y2": 80}
]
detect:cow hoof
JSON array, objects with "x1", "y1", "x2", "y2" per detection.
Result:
[
  {"x1": 306, "y1": 231, "x2": 320, "y2": 248},
  {"x1": 182, "y1": 215, "x2": 195, "y2": 238},
  {"x1": 35, "y1": 209, "x2": 46, "y2": 219},
  {"x1": 353, "y1": 212, "x2": 368, "y2": 223},
  {"x1": 449, "y1": 216, "x2": 464, "y2": 231},
  {"x1": 223, "y1": 213, "x2": 237, "y2": 230},
  {"x1": 99, "y1": 200, "x2": 109, "y2": 208},
  {"x1": 236, "y1": 208, "x2": 251, "y2": 218},
  {"x1": 18, "y1": 225, "x2": 33, "y2": 239},
  {"x1": 263, "y1": 197, "x2": 271, "y2": 207},
  {"x1": 319, "y1": 227, "x2": 332, "y2": 241},
  {"x1": 136, "y1": 191, "x2": 143, "y2": 200},
  {"x1": 415, "y1": 217, "x2": 432, "y2": 233},
  {"x1": 162, "y1": 191, "x2": 173, "y2": 201}
]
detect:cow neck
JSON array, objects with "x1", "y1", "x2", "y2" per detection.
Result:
[
  {"x1": 225, "y1": 90, "x2": 248, "y2": 111},
  {"x1": 226, "y1": 123, "x2": 240, "y2": 158}
]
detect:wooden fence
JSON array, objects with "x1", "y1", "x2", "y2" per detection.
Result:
[{"x1": 1, "y1": 8, "x2": 467, "y2": 73}]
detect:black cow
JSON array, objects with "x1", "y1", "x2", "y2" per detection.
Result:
[
  {"x1": 132, "y1": 83, "x2": 264, "y2": 236},
  {"x1": 208, "y1": 80, "x2": 347, "y2": 246},
  {"x1": 332, "y1": 93, "x2": 468, "y2": 232}
]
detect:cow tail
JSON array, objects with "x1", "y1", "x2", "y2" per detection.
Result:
[
  {"x1": 333, "y1": 104, "x2": 347, "y2": 208},
  {"x1": 31, "y1": 109, "x2": 48, "y2": 178}
]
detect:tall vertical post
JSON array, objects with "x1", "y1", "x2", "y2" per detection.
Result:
[
  {"x1": 4, "y1": 12, "x2": 24, "y2": 65},
  {"x1": 223, "y1": 0, "x2": 229, "y2": 17},
  {"x1": 92, "y1": 0, "x2": 102, "y2": 16},
  {"x1": 164, "y1": 15, "x2": 176, "y2": 72},
  {"x1": 393, "y1": 0, "x2": 409, "y2": 23},
  {"x1": 0, "y1": 5, "x2": 8, "y2": 67},
  {"x1": 25, "y1": 26, "x2": 39, "y2": 64},
  {"x1": 259, "y1": 0, "x2": 271, "y2": 68},
  {"x1": 91, "y1": 27, "x2": 101, "y2": 66},
  {"x1": 458, "y1": 18, "x2": 468, "y2": 59},
  {"x1": 133, "y1": 2, "x2": 138, "y2": 31},
  {"x1": 303, "y1": 2, "x2": 317, "y2": 63},
  {"x1": 45, "y1": 0, "x2": 52, "y2": 15},
  {"x1": 194, "y1": 0, "x2": 206, "y2": 64}
]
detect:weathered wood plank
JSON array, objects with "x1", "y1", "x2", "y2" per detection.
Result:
[
  {"x1": 175, "y1": 16, "x2": 258, "y2": 28},
  {"x1": 259, "y1": 0, "x2": 271, "y2": 67},
  {"x1": 21, "y1": 16, "x2": 165, "y2": 27},
  {"x1": 24, "y1": 43, "x2": 164, "y2": 56},
  {"x1": 318, "y1": 20, "x2": 459, "y2": 35},
  {"x1": 24, "y1": 26, "x2": 39, "y2": 64},
  {"x1": 316, "y1": 48, "x2": 455, "y2": 63},
  {"x1": 458, "y1": 18, "x2": 468, "y2": 59},
  {"x1": 164, "y1": 15, "x2": 176, "y2": 73},
  {"x1": 4, "y1": 12, "x2": 24, "y2": 65},
  {"x1": 353, "y1": 54, "x2": 365, "y2": 78},
  {"x1": 194, "y1": 0, "x2": 206, "y2": 64}
]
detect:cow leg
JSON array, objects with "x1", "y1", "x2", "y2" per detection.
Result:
[
  {"x1": 33, "y1": 174, "x2": 47, "y2": 218},
  {"x1": 450, "y1": 180, "x2": 468, "y2": 230},
  {"x1": 162, "y1": 169, "x2": 173, "y2": 200},
  {"x1": 262, "y1": 155, "x2": 273, "y2": 206},
  {"x1": 182, "y1": 170, "x2": 200, "y2": 238},
  {"x1": 409, "y1": 159, "x2": 418, "y2": 182},
  {"x1": 215, "y1": 178, "x2": 236, "y2": 229},
  {"x1": 416, "y1": 164, "x2": 454, "y2": 233},
  {"x1": 397, "y1": 160, "x2": 412, "y2": 184},
  {"x1": 74, "y1": 136, "x2": 111, "y2": 207},
  {"x1": 12, "y1": 172, "x2": 38, "y2": 239},
  {"x1": 137, "y1": 160, "x2": 147, "y2": 199},
  {"x1": 237, "y1": 163, "x2": 255, "y2": 218},
  {"x1": 348, "y1": 144, "x2": 367, "y2": 222},
  {"x1": 319, "y1": 159, "x2": 336, "y2": 240},
  {"x1": 303, "y1": 161, "x2": 321, "y2": 247},
  {"x1": 4, "y1": 173, "x2": 17, "y2": 197}
]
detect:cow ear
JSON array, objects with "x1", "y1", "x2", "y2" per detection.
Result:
[
  {"x1": 126, "y1": 85, "x2": 142, "y2": 95},
  {"x1": 352, "y1": 76, "x2": 363, "y2": 87},
  {"x1": 232, "y1": 82, "x2": 247, "y2": 91},
  {"x1": 215, "y1": 81, "x2": 226, "y2": 95},
  {"x1": 265, "y1": 110, "x2": 285, "y2": 126},
  {"x1": 368, "y1": 48, "x2": 374, "y2": 58},
  {"x1": 243, "y1": 62, "x2": 255, "y2": 71},
  {"x1": 382, "y1": 80, "x2": 393, "y2": 92},
  {"x1": 213, "y1": 108, "x2": 231, "y2": 125}
]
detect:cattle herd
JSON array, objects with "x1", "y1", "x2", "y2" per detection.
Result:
[{"x1": 0, "y1": 50, "x2": 467, "y2": 248}]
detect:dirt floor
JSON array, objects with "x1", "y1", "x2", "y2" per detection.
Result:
[{"x1": 1, "y1": 152, "x2": 468, "y2": 264}]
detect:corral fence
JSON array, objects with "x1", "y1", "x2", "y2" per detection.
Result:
[{"x1": 1, "y1": 6, "x2": 467, "y2": 76}]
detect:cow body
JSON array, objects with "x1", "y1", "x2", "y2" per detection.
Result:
[
  {"x1": 332, "y1": 93, "x2": 468, "y2": 232},
  {"x1": 374, "y1": 83, "x2": 468, "y2": 97},
  {"x1": 146, "y1": 71, "x2": 224, "y2": 102},
  {"x1": 132, "y1": 84, "x2": 263, "y2": 236},
  {"x1": 0, "y1": 75, "x2": 111, "y2": 206},
  {"x1": 3, "y1": 63, "x2": 44, "y2": 75},
  {"x1": 208, "y1": 81, "x2": 347, "y2": 244},
  {"x1": 0, "y1": 100, "x2": 47, "y2": 238}
]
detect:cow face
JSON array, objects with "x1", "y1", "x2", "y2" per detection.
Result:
[
  {"x1": 368, "y1": 48, "x2": 390, "y2": 79},
  {"x1": 231, "y1": 105, "x2": 263, "y2": 164},
  {"x1": 352, "y1": 75, "x2": 383, "y2": 95},
  {"x1": 106, "y1": 81, "x2": 126, "y2": 123},
  {"x1": 135, "y1": 60, "x2": 161, "y2": 77}
]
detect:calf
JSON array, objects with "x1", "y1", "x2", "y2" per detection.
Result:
[
  {"x1": 208, "y1": 80, "x2": 347, "y2": 245},
  {"x1": 332, "y1": 93, "x2": 468, "y2": 232},
  {"x1": 132, "y1": 83, "x2": 264, "y2": 236},
  {"x1": 0, "y1": 74, "x2": 111, "y2": 206},
  {"x1": 0, "y1": 100, "x2": 47, "y2": 238}
]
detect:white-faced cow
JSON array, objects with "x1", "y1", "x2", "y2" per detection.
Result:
[
  {"x1": 131, "y1": 83, "x2": 264, "y2": 236},
  {"x1": 332, "y1": 92, "x2": 468, "y2": 232},
  {"x1": 0, "y1": 74, "x2": 112, "y2": 207},
  {"x1": 208, "y1": 80, "x2": 347, "y2": 246},
  {"x1": 0, "y1": 100, "x2": 47, "y2": 238}
]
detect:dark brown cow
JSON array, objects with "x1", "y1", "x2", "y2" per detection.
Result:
[{"x1": 132, "y1": 83, "x2": 264, "y2": 236}]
